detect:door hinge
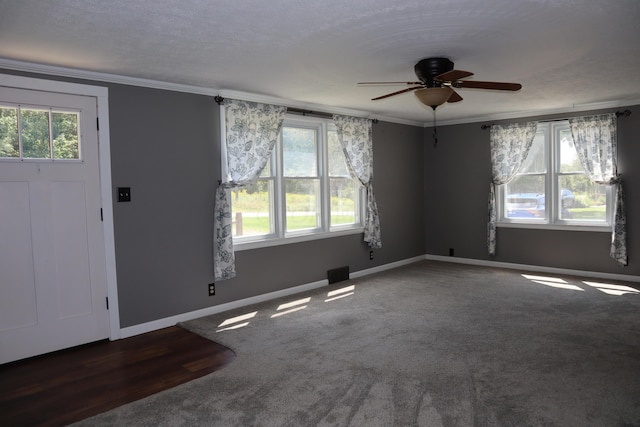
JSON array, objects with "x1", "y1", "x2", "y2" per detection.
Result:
[
  {"x1": 96, "y1": 117, "x2": 99, "y2": 131},
  {"x1": 106, "y1": 297, "x2": 109, "y2": 310},
  {"x1": 100, "y1": 208, "x2": 103, "y2": 221}
]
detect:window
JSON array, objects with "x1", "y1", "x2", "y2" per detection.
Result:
[
  {"x1": 0, "y1": 104, "x2": 80, "y2": 160},
  {"x1": 229, "y1": 115, "x2": 364, "y2": 248},
  {"x1": 499, "y1": 121, "x2": 612, "y2": 229}
]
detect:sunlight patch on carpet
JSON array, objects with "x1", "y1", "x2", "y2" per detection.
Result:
[
  {"x1": 277, "y1": 297, "x2": 311, "y2": 310},
  {"x1": 583, "y1": 281, "x2": 640, "y2": 296},
  {"x1": 521, "y1": 273, "x2": 638, "y2": 295},
  {"x1": 522, "y1": 274, "x2": 584, "y2": 291},
  {"x1": 217, "y1": 311, "x2": 257, "y2": 331},
  {"x1": 325, "y1": 284, "x2": 355, "y2": 302},
  {"x1": 271, "y1": 297, "x2": 309, "y2": 318},
  {"x1": 271, "y1": 305, "x2": 307, "y2": 318}
]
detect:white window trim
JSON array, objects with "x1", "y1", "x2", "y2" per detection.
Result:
[
  {"x1": 497, "y1": 222, "x2": 612, "y2": 233},
  {"x1": 219, "y1": 110, "x2": 365, "y2": 251},
  {"x1": 497, "y1": 121, "x2": 613, "y2": 232},
  {"x1": 234, "y1": 227, "x2": 364, "y2": 251}
]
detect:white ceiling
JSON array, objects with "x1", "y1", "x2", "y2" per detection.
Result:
[{"x1": 1, "y1": 0, "x2": 639, "y2": 126}]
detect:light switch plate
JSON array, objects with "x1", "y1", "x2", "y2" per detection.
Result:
[{"x1": 118, "y1": 187, "x2": 131, "y2": 202}]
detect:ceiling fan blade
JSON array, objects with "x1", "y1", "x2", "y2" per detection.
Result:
[
  {"x1": 454, "y1": 80, "x2": 522, "y2": 91},
  {"x1": 434, "y1": 69, "x2": 474, "y2": 82},
  {"x1": 358, "y1": 81, "x2": 423, "y2": 86},
  {"x1": 371, "y1": 86, "x2": 424, "y2": 100},
  {"x1": 447, "y1": 89, "x2": 463, "y2": 103}
]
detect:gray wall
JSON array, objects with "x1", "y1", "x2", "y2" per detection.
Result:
[
  {"x1": 107, "y1": 85, "x2": 221, "y2": 327},
  {"x1": 425, "y1": 106, "x2": 640, "y2": 276}
]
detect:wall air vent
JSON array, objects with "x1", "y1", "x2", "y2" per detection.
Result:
[{"x1": 327, "y1": 266, "x2": 350, "y2": 284}]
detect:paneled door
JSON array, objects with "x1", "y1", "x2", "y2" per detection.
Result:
[{"x1": 0, "y1": 86, "x2": 109, "y2": 364}]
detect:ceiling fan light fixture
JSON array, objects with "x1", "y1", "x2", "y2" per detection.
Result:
[{"x1": 414, "y1": 87, "x2": 453, "y2": 109}]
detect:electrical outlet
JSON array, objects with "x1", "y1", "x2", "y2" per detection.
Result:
[
  {"x1": 369, "y1": 250, "x2": 374, "y2": 260},
  {"x1": 208, "y1": 283, "x2": 215, "y2": 296}
]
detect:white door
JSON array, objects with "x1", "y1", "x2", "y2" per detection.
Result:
[{"x1": 0, "y1": 86, "x2": 109, "y2": 364}]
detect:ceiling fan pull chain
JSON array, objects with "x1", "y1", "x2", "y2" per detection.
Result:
[{"x1": 432, "y1": 107, "x2": 438, "y2": 147}]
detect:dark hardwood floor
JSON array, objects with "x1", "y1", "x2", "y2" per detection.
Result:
[{"x1": 0, "y1": 326, "x2": 235, "y2": 426}]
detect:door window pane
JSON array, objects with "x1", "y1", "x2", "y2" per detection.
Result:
[
  {"x1": 52, "y1": 111, "x2": 80, "y2": 159},
  {"x1": 22, "y1": 108, "x2": 51, "y2": 159},
  {"x1": 0, "y1": 106, "x2": 19, "y2": 157}
]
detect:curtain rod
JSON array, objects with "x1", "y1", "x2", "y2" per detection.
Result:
[
  {"x1": 480, "y1": 109, "x2": 632, "y2": 129},
  {"x1": 214, "y1": 96, "x2": 378, "y2": 123}
]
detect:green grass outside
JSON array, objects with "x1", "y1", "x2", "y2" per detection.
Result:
[
  {"x1": 233, "y1": 191, "x2": 355, "y2": 212},
  {"x1": 233, "y1": 205, "x2": 606, "y2": 236},
  {"x1": 568, "y1": 207, "x2": 606, "y2": 220},
  {"x1": 234, "y1": 214, "x2": 356, "y2": 236},
  {"x1": 232, "y1": 190, "x2": 357, "y2": 235}
]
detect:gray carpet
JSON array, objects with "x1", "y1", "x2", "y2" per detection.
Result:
[{"x1": 75, "y1": 260, "x2": 640, "y2": 426}]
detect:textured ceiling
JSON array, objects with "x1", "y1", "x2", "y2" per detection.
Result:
[{"x1": 1, "y1": 0, "x2": 639, "y2": 125}]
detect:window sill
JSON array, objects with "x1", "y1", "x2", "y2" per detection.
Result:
[
  {"x1": 234, "y1": 227, "x2": 364, "y2": 251},
  {"x1": 497, "y1": 221, "x2": 611, "y2": 233}
]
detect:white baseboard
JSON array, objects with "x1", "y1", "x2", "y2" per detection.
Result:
[
  {"x1": 350, "y1": 255, "x2": 427, "y2": 279},
  {"x1": 425, "y1": 255, "x2": 640, "y2": 283},
  {"x1": 119, "y1": 253, "x2": 638, "y2": 340}
]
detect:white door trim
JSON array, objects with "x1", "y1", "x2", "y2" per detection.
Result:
[{"x1": 0, "y1": 73, "x2": 121, "y2": 340}]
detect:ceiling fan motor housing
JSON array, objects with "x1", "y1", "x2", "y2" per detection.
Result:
[{"x1": 414, "y1": 57, "x2": 454, "y2": 87}]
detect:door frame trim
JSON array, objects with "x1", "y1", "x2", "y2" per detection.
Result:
[{"x1": 0, "y1": 73, "x2": 121, "y2": 340}]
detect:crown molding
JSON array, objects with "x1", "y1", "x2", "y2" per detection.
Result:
[
  {"x1": 2, "y1": 58, "x2": 633, "y2": 129},
  {"x1": 431, "y1": 98, "x2": 640, "y2": 127},
  {"x1": 0, "y1": 58, "x2": 221, "y2": 96},
  {"x1": 0, "y1": 58, "x2": 425, "y2": 127}
]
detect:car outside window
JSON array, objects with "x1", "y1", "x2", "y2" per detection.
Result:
[{"x1": 499, "y1": 121, "x2": 612, "y2": 229}]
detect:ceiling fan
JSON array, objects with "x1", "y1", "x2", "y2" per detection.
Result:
[{"x1": 359, "y1": 57, "x2": 522, "y2": 109}]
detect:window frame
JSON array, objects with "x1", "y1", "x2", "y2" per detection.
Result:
[
  {"x1": 497, "y1": 121, "x2": 613, "y2": 232},
  {"x1": 228, "y1": 114, "x2": 365, "y2": 251}
]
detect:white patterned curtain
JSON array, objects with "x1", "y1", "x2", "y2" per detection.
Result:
[
  {"x1": 333, "y1": 114, "x2": 382, "y2": 248},
  {"x1": 569, "y1": 113, "x2": 626, "y2": 266},
  {"x1": 487, "y1": 122, "x2": 538, "y2": 255},
  {"x1": 214, "y1": 99, "x2": 286, "y2": 280}
]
